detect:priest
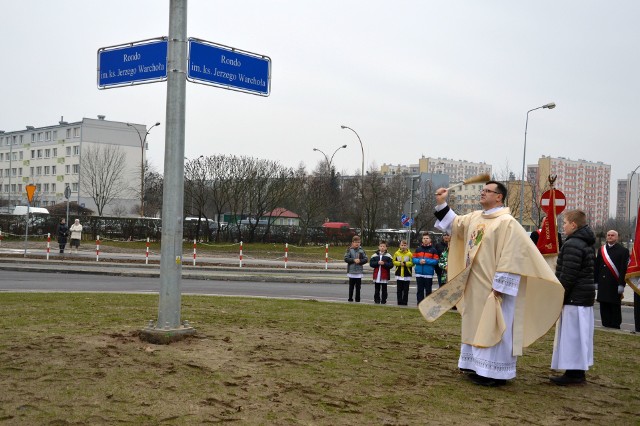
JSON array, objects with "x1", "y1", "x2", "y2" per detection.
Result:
[{"x1": 430, "y1": 181, "x2": 564, "y2": 387}]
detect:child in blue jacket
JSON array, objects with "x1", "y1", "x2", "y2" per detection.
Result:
[{"x1": 413, "y1": 233, "x2": 440, "y2": 304}]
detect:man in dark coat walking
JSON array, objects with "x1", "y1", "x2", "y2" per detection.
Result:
[{"x1": 594, "y1": 230, "x2": 629, "y2": 329}]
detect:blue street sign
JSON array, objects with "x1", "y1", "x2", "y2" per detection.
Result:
[
  {"x1": 98, "y1": 38, "x2": 167, "y2": 89},
  {"x1": 401, "y1": 214, "x2": 413, "y2": 227},
  {"x1": 187, "y1": 38, "x2": 271, "y2": 96}
]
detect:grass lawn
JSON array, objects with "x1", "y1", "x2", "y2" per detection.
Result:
[{"x1": 1, "y1": 293, "x2": 638, "y2": 425}]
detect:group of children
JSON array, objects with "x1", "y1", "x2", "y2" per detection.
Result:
[{"x1": 343, "y1": 234, "x2": 448, "y2": 305}]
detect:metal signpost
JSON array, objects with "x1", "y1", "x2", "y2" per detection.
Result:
[
  {"x1": 97, "y1": 0, "x2": 271, "y2": 343},
  {"x1": 97, "y1": 38, "x2": 168, "y2": 89},
  {"x1": 64, "y1": 185, "x2": 71, "y2": 226},
  {"x1": 24, "y1": 184, "x2": 36, "y2": 257},
  {"x1": 187, "y1": 38, "x2": 271, "y2": 96}
]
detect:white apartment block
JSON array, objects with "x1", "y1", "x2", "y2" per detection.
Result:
[
  {"x1": 0, "y1": 116, "x2": 148, "y2": 216},
  {"x1": 537, "y1": 156, "x2": 611, "y2": 228},
  {"x1": 381, "y1": 156, "x2": 492, "y2": 182}
]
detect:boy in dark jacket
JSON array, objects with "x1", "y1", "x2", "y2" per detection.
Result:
[
  {"x1": 551, "y1": 210, "x2": 596, "y2": 385},
  {"x1": 370, "y1": 240, "x2": 393, "y2": 304},
  {"x1": 344, "y1": 235, "x2": 368, "y2": 302},
  {"x1": 413, "y1": 233, "x2": 439, "y2": 304}
]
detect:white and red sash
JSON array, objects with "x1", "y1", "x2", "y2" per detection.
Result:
[{"x1": 601, "y1": 245, "x2": 620, "y2": 280}]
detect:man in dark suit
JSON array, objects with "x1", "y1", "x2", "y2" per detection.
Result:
[{"x1": 594, "y1": 230, "x2": 630, "y2": 329}]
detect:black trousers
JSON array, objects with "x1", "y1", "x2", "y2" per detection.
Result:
[
  {"x1": 348, "y1": 278, "x2": 361, "y2": 302},
  {"x1": 374, "y1": 282, "x2": 388, "y2": 304},
  {"x1": 599, "y1": 301, "x2": 622, "y2": 329},
  {"x1": 416, "y1": 276, "x2": 433, "y2": 304},
  {"x1": 397, "y1": 280, "x2": 410, "y2": 305}
]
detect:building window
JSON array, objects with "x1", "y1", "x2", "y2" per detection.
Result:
[
  {"x1": 44, "y1": 183, "x2": 50, "y2": 193},
  {"x1": 73, "y1": 146, "x2": 79, "y2": 155},
  {"x1": 72, "y1": 164, "x2": 79, "y2": 174},
  {"x1": 36, "y1": 166, "x2": 42, "y2": 176},
  {"x1": 30, "y1": 167, "x2": 34, "y2": 176},
  {"x1": 45, "y1": 131, "x2": 51, "y2": 141},
  {"x1": 52, "y1": 165, "x2": 56, "y2": 174},
  {"x1": 18, "y1": 168, "x2": 22, "y2": 177},
  {"x1": 66, "y1": 147, "x2": 71, "y2": 156},
  {"x1": 0, "y1": 153, "x2": 3, "y2": 161},
  {"x1": 45, "y1": 149, "x2": 51, "y2": 158},
  {"x1": 36, "y1": 184, "x2": 41, "y2": 192},
  {"x1": 52, "y1": 183, "x2": 56, "y2": 192},
  {"x1": 53, "y1": 130, "x2": 57, "y2": 140},
  {"x1": 66, "y1": 129, "x2": 71, "y2": 139},
  {"x1": 19, "y1": 152, "x2": 23, "y2": 160},
  {"x1": 72, "y1": 183, "x2": 79, "y2": 192},
  {"x1": 44, "y1": 166, "x2": 50, "y2": 175},
  {"x1": 73, "y1": 128, "x2": 80, "y2": 138},
  {"x1": 31, "y1": 150, "x2": 35, "y2": 159},
  {"x1": 65, "y1": 165, "x2": 70, "y2": 174},
  {"x1": 53, "y1": 148, "x2": 57, "y2": 157},
  {"x1": 38, "y1": 133, "x2": 43, "y2": 142},
  {"x1": 37, "y1": 149, "x2": 43, "y2": 159}
]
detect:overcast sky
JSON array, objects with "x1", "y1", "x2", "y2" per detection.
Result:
[{"x1": 1, "y1": 1, "x2": 638, "y2": 215}]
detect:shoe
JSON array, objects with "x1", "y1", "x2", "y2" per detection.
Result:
[
  {"x1": 468, "y1": 373, "x2": 506, "y2": 387},
  {"x1": 348, "y1": 299, "x2": 353, "y2": 302},
  {"x1": 549, "y1": 374, "x2": 586, "y2": 386},
  {"x1": 381, "y1": 301, "x2": 386, "y2": 304},
  {"x1": 459, "y1": 368, "x2": 475, "y2": 374}
]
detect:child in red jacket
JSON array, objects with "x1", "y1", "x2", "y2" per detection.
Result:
[{"x1": 370, "y1": 240, "x2": 394, "y2": 304}]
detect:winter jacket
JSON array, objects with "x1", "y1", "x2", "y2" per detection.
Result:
[
  {"x1": 57, "y1": 223, "x2": 68, "y2": 244},
  {"x1": 392, "y1": 248, "x2": 413, "y2": 279},
  {"x1": 555, "y1": 225, "x2": 596, "y2": 306},
  {"x1": 69, "y1": 223, "x2": 83, "y2": 240},
  {"x1": 369, "y1": 250, "x2": 393, "y2": 282},
  {"x1": 594, "y1": 243, "x2": 629, "y2": 304},
  {"x1": 413, "y1": 244, "x2": 439, "y2": 276},
  {"x1": 344, "y1": 246, "x2": 368, "y2": 275}
]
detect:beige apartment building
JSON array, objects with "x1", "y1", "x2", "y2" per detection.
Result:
[{"x1": 0, "y1": 116, "x2": 148, "y2": 216}]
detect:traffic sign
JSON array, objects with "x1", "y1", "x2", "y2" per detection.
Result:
[
  {"x1": 25, "y1": 184, "x2": 36, "y2": 203},
  {"x1": 540, "y1": 189, "x2": 566, "y2": 215},
  {"x1": 98, "y1": 38, "x2": 168, "y2": 89},
  {"x1": 187, "y1": 38, "x2": 271, "y2": 96},
  {"x1": 401, "y1": 214, "x2": 413, "y2": 227}
]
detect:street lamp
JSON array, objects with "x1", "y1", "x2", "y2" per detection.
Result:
[
  {"x1": 312, "y1": 145, "x2": 347, "y2": 173},
  {"x1": 127, "y1": 122, "x2": 161, "y2": 217},
  {"x1": 341, "y1": 125, "x2": 365, "y2": 236},
  {"x1": 629, "y1": 165, "x2": 640, "y2": 246},
  {"x1": 520, "y1": 102, "x2": 556, "y2": 225}
]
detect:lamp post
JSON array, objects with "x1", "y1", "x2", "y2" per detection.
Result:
[
  {"x1": 629, "y1": 165, "x2": 640, "y2": 246},
  {"x1": 127, "y1": 122, "x2": 161, "y2": 217},
  {"x1": 341, "y1": 125, "x2": 365, "y2": 236},
  {"x1": 312, "y1": 145, "x2": 347, "y2": 174},
  {"x1": 520, "y1": 102, "x2": 556, "y2": 225}
]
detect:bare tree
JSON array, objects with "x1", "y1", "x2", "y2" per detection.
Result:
[
  {"x1": 80, "y1": 144, "x2": 130, "y2": 217},
  {"x1": 290, "y1": 166, "x2": 328, "y2": 244}
]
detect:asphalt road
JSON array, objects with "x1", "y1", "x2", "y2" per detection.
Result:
[{"x1": 1, "y1": 270, "x2": 637, "y2": 333}]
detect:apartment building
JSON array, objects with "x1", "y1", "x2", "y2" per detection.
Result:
[
  {"x1": 537, "y1": 156, "x2": 611, "y2": 227},
  {"x1": 381, "y1": 156, "x2": 492, "y2": 182},
  {"x1": 0, "y1": 116, "x2": 147, "y2": 216}
]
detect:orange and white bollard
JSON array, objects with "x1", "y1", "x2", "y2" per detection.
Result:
[
  {"x1": 145, "y1": 237, "x2": 150, "y2": 265},
  {"x1": 284, "y1": 243, "x2": 288, "y2": 269},
  {"x1": 193, "y1": 239, "x2": 197, "y2": 266},
  {"x1": 325, "y1": 244, "x2": 329, "y2": 270},
  {"x1": 239, "y1": 241, "x2": 243, "y2": 268},
  {"x1": 96, "y1": 235, "x2": 100, "y2": 262},
  {"x1": 46, "y1": 233, "x2": 51, "y2": 260}
]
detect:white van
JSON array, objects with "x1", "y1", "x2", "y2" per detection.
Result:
[{"x1": 12, "y1": 206, "x2": 50, "y2": 215}]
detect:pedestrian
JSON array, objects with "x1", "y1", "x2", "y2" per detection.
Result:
[
  {"x1": 594, "y1": 230, "x2": 629, "y2": 329},
  {"x1": 57, "y1": 218, "x2": 68, "y2": 254},
  {"x1": 413, "y1": 233, "x2": 439, "y2": 304},
  {"x1": 69, "y1": 219, "x2": 83, "y2": 254},
  {"x1": 393, "y1": 240, "x2": 413, "y2": 306},
  {"x1": 434, "y1": 233, "x2": 450, "y2": 286},
  {"x1": 437, "y1": 233, "x2": 450, "y2": 287},
  {"x1": 551, "y1": 210, "x2": 596, "y2": 385},
  {"x1": 344, "y1": 235, "x2": 368, "y2": 303},
  {"x1": 370, "y1": 240, "x2": 393, "y2": 304},
  {"x1": 430, "y1": 182, "x2": 563, "y2": 387}
]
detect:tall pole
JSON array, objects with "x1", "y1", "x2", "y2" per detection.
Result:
[
  {"x1": 341, "y1": 125, "x2": 364, "y2": 236},
  {"x1": 127, "y1": 122, "x2": 160, "y2": 217},
  {"x1": 629, "y1": 165, "x2": 640, "y2": 246},
  {"x1": 7, "y1": 137, "x2": 12, "y2": 213},
  {"x1": 313, "y1": 144, "x2": 346, "y2": 174},
  {"x1": 158, "y1": 0, "x2": 187, "y2": 330},
  {"x1": 520, "y1": 102, "x2": 556, "y2": 225}
]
